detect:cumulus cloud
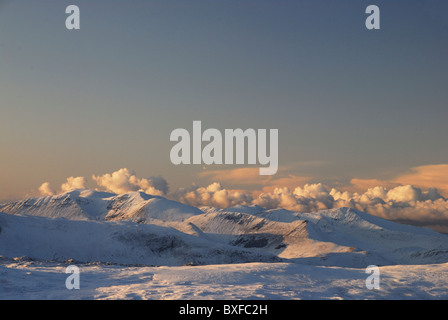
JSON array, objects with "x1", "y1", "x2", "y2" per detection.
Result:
[
  {"x1": 60, "y1": 176, "x2": 87, "y2": 193},
  {"x1": 38, "y1": 182, "x2": 55, "y2": 196},
  {"x1": 38, "y1": 177, "x2": 86, "y2": 196},
  {"x1": 251, "y1": 182, "x2": 448, "y2": 232},
  {"x1": 171, "y1": 182, "x2": 252, "y2": 208},
  {"x1": 334, "y1": 185, "x2": 446, "y2": 221},
  {"x1": 92, "y1": 168, "x2": 168, "y2": 196},
  {"x1": 33, "y1": 165, "x2": 448, "y2": 232},
  {"x1": 253, "y1": 183, "x2": 335, "y2": 212}
]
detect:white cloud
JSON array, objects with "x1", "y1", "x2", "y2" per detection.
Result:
[
  {"x1": 251, "y1": 183, "x2": 448, "y2": 231},
  {"x1": 33, "y1": 166, "x2": 448, "y2": 232},
  {"x1": 92, "y1": 168, "x2": 168, "y2": 196},
  {"x1": 38, "y1": 182, "x2": 55, "y2": 196},
  {"x1": 350, "y1": 164, "x2": 448, "y2": 197},
  {"x1": 61, "y1": 176, "x2": 87, "y2": 193},
  {"x1": 171, "y1": 182, "x2": 252, "y2": 208}
]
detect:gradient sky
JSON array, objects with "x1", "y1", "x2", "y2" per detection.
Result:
[{"x1": 1, "y1": 0, "x2": 448, "y2": 200}]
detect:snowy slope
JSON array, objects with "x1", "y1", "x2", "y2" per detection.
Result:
[
  {"x1": 0, "y1": 191, "x2": 100, "y2": 220},
  {"x1": 187, "y1": 206, "x2": 448, "y2": 266},
  {"x1": 186, "y1": 210, "x2": 354, "y2": 260},
  {"x1": 1, "y1": 258, "x2": 448, "y2": 300},
  {"x1": 0, "y1": 212, "x2": 279, "y2": 266},
  {"x1": 298, "y1": 207, "x2": 448, "y2": 265},
  {"x1": 104, "y1": 191, "x2": 203, "y2": 223}
]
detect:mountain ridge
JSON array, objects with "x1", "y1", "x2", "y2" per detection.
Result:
[{"x1": 1, "y1": 189, "x2": 448, "y2": 267}]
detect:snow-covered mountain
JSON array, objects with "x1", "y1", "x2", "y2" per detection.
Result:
[
  {"x1": 1, "y1": 189, "x2": 448, "y2": 267},
  {"x1": 0, "y1": 189, "x2": 203, "y2": 222},
  {"x1": 186, "y1": 206, "x2": 448, "y2": 267},
  {"x1": 0, "y1": 212, "x2": 279, "y2": 266}
]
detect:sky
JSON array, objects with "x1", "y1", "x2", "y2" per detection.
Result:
[{"x1": 1, "y1": 0, "x2": 448, "y2": 229}]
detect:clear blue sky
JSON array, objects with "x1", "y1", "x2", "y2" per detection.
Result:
[{"x1": 1, "y1": 0, "x2": 448, "y2": 199}]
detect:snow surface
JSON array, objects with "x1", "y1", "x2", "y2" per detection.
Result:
[
  {"x1": 1, "y1": 189, "x2": 448, "y2": 300},
  {"x1": 1, "y1": 258, "x2": 448, "y2": 300}
]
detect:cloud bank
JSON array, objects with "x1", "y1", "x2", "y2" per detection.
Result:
[
  {"x1": 35, "y1": 166, "x2": 448, "y2": 232},
  {"x1": 170, "y1": 178, "x2": 448, "y2": 232},
  {"x1": 252, "y1": 183, "x2": 448, "y2": 232},
  {"x1": 37, "y1": 169, "x2": 168, "y2": 197}
]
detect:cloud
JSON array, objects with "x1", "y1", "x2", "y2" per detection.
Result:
[
  {"x1": 349, "y1": 178, "x2": 399, "y2": 193},
  {"x1": 199, "y1": 167, "x2": 272, "y2": 186},
  {"x1": 60, "y1": 176, "x2": 87, "y2": 193},
  {"x1": 351, "y1": 164, "x2": 448, "y2": 197},
  {"x1": 249, "y1": 182, "x2": 448, "y2": 232},
  {"x1": 253, "y1": 183, "x2": 334, "y2": 212},
  {"x1": 92, "y1": 168, "x2": 168, "y2": 196},
  {"x1": 38, "y1": 177, "x2": 86, "y2": 196},
  {"x1": 38, "y1": 182, "x2": 55, "y2": 196},
  {"x1": 342, "y1": 185, "x2": 448, "y2": 232},
  {"x1": 33, "y1": 164, "x2": 448, "y2": 232},
  {"x1": 142, "y1": 175, "x2": 169, "y2": 195},
  {"x1": 253, "y1": 187, "x2": 301, "y2": 211},
  {"x1": 200, "y1": 167, "x2": 313, "y2": 196},
  {"x1": 171, "y1": 182, "x2": 252, "y2": 209},
  {"x1": 392, "y1": 164, "x2": 448, "y2": 196}
]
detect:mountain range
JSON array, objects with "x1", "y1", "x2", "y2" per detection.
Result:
[{"x1": 1, "y1": 189, "x2": 448, "y2": 268}]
